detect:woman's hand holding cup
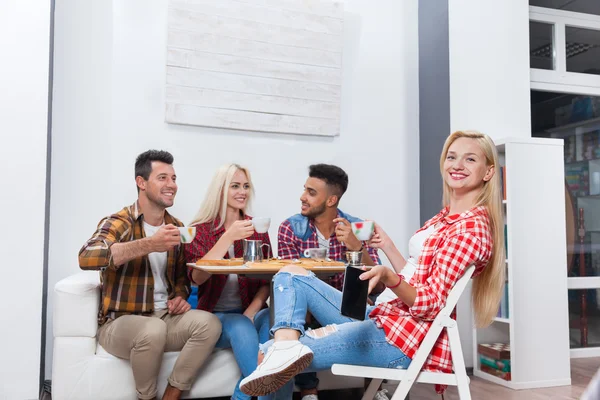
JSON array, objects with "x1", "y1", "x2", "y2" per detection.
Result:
[
  {"x1": 368, "y1": 223, "x2": 393, "y2": 252},
  {"x1": 226, "y1": 220, "x2": 255, "y2": 241}
]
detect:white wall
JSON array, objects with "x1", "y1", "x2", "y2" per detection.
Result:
[
  {"x1": 448, "y1": 0, "x2": 532, "y2": 367},
  {"x1": 0, "y1": 1, "x2": 51, "y2": 399},
  {"x1": 449, "y1": 0, "x2": 532, "y2": 139},
  {"x1": 46, "y1": 0, "x2": 421, "y2": 377}
]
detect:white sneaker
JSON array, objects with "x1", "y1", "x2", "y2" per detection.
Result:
[
  {"x1": 374, "y1": 388, "x2": 390, "y2": 400},
  {"x1": 240, "y1": 340, "x2": 313, "y2": 396}
]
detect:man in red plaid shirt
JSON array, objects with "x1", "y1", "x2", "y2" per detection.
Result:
[
  {"x1": 278, "y1": 164, "x2": 381, "y2": 285},
  {"x1": 277, "y1": 164, "x2": 381, "y2": 400}
]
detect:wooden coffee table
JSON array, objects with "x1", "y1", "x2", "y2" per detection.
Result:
[{"x1": 187, "y1": 259, "x2": 347, "y2": 327}]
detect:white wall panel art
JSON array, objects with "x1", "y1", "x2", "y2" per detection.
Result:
[{"x1": 166, "y1": 0, "x2": 344, "y2": 136}]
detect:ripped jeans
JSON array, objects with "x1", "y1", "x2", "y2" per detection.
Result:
[{"x1": 262, "y1": 271, "x2": 411, "y2": 399}]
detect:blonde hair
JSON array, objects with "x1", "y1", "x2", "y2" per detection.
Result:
[
  {"x1": 439, "y1": 130, "x2": 505, "y2": 328},
  {"x1": 189, "y1": 164, "x2": 254, "y2": 229}
]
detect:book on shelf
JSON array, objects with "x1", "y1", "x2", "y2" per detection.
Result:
[
  {"x1": 497, "y1": 281, "x2": 509, "y2": 319},
  {"x1": 478, "y1": 343, "x2": 511, "y2": 380},
  {"x1": 480, "y1": 355, "x2": 511, "y2": 372},
  {"x1": 480, "y1": 364, "x2": 511, "y2": 381},
  {"x1": 565, "y1": 134, "x2": 576, "y2": 163},
  {"x1": 579, "y1": 130, "x2": 600, "y2": 161},
  {"x1": 565, "y1": 162, "x2": 590, "y2": 196},
  {"x1": 504, "y1": 224, "x2": 508, "y2": 257},
  {"x1": 478, "y1": 343, "x2": 510, "y2": 360},
  {"x1": 500, "y1": 166, "x2": 507, "y2": 200}
]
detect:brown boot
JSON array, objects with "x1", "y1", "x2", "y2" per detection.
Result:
[{"x1": 162, "y1": 384, "x2": 182, "y2": 400}]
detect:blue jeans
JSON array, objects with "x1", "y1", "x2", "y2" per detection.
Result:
[
  {"x1": 263, "y1": 271, "x2": 412, "y2": 399},
  {"x1": 215, "y1": 308, "x2": 271, "y2": 400}
]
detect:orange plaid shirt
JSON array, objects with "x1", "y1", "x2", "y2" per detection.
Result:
[{"x1": 79, "y1": 201, "x2": 190, "y2": 325}]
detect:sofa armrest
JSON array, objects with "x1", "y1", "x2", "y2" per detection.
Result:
[{"x1": 54, "y1": 271, "x2": 101, "y2": 338}]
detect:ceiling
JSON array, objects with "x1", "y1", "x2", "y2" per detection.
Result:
[
  {"x1": 530, "y1": 0, "x2": 600, "y2": 15},
  {"x1": 529, "y1": 0, "x2": 600, "y2": 95},
  {"x1": 529, "y1": 1, "x2": 600, "y2": 132}
]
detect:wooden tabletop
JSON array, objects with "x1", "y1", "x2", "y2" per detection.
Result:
[{"x1": 188, "y1": 258, "x2": 347, "y2": 274}]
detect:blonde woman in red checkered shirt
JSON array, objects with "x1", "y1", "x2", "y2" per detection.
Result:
[
  {"x1": 239, "y1": 131, "x2": 506, "y2": 398},
  {"x1": 184, "y1": 164, "x2": 273, "y2": 400}
]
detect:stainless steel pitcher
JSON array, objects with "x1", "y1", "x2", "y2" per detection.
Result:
[
  {"x1": 243, "y1": 239, "x2": 271, "y2": 263},
  {"x1": 345, "y1": 250, "x2": 363, "y2": 266}
]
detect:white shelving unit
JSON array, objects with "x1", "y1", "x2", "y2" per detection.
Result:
[{"x1": 472, "y1": 137, "x2": 572, "y2": 390}]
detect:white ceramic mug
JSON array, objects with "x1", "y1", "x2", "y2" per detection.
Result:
[
  {"x1": 351, "y1": 220, "x2": 374, "y2": 241},
  {"x1": 252, "y1": 217, "x2": 271, "y2": 234},
  {"x1": 178, "y1": 226, "x2": 196, "y2": 244},
  {"x1": 303, "y1": 248, "x2": 328, "y2": 260}
]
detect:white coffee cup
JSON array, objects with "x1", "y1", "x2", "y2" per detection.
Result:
[
  {"x1": 351, "y1": 220, "x2": 375, "y2": 241},
  {"x1": 252, "y1": 217, "x2": 271, "y2": 234},
  {"x1": 178, "y1": 226, "x2": 197, "y2": 244},
  {"x1": 303, "y1": 248, "x2": 328, "y2": 260}
]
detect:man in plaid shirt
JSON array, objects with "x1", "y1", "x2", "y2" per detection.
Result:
[
  {"x1": 79, "y1": 150, "x2": 221, "y2": 400},
  {"x1": 277, "y1": 164, "x2": 381, "y2": 400}
]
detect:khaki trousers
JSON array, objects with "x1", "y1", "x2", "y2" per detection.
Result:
[{"x1": 98, "y1": 309, "x2": 221, "y2": 399}]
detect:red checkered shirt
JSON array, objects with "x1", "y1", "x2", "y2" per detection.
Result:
[
  {"x1": 184, "y1": 216, "x2": 270, "y2": 312},
  {"x1": 369, "y1": 206, "x2": 492, "y2": 392},
  {"x1": 277, "y1": 211, "x2": 381, "y2": 290}
]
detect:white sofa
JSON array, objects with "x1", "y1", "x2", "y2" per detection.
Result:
[{"x1": 52, "y1": 272, "x2": 363, "y2": 400}]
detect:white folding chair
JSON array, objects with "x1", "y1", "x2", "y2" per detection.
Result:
[{"x1": 332, "y1": 265, "x2": 475, "y2": 400}]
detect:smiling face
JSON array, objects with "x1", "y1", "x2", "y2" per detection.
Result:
[
  {"x1": 137, "y1": 161, "x2": 177, "y2": 209},
  {"x1": 299, "y1": 177, "x2": 332, "y2": 218},
  {"x1": 226, "y1": 169, "x2": 250, "y2": 212},
  {"x1": 443, "y1": 137, "x2": 494, "y2": 196}
]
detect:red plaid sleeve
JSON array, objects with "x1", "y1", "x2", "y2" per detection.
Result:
[
  {"x1": 277, "y1": 220, "x2": 301, "y2": 259},
  {"x1": 366, "y1": 245, "x2": 381, "y2": 265},
  {"x1": 184, "y1": 225, "x2": 211, "y2": 263},
  {"x1": 409, "y1": 232, "x2": 485, "y2": 320}
]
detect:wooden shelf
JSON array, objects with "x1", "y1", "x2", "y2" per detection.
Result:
[{"x1": 546, "y1": 115, "x2": 600, "y2": 135}]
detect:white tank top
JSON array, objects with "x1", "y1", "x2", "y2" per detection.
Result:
[
  {"x1": 213, "y1": 245, "x2": 243, "y2": 312},
  {"x1": 375, "y1": 225, "x2": 437, "y2": 304},
  {"x1": 402, "y1": 224, "x2": 437, "y2": 282}
]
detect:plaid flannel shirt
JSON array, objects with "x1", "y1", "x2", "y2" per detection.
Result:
[
  {"x1": 79, "y1": 202, "x2": 190, "y2": 325},
  {"x1": 369, "y1": 206, "x2": 492, "y2": 392},
  {"x1": 184, "y1": 216, "x2": 271, "y2": 312},
  {"x1": 277, "y1": 211, "x2": 381, "y2": 290}
]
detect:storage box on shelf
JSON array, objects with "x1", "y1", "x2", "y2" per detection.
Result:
[{"x1": 472, "y1": 137, "x2": 571, "y2": 390}]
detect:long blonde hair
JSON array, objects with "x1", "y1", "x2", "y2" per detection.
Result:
[
  {"x1": 189, "y1": 164, "x2": 254, "y2": 229},
  {"x1": 439, "y1": 130, "x2": 505, "y2": 328}
]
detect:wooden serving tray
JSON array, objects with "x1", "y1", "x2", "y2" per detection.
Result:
[
  {"x1": 189, "y1": 258, "x2": 346, "y2": 274},
  {"x1": 247, "y1": 259, "x2": 345, "y2": 269},
  {"x1": 194, "y1": 258, "x2": 245, "y2": 266}
]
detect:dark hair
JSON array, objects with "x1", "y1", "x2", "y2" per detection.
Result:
[
  {"x1": 135, "y1": 150, "x2": 174, "y2": 181},
  {"x1": 308, "y1": 164, "x2": 348, "y2": 198}
]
